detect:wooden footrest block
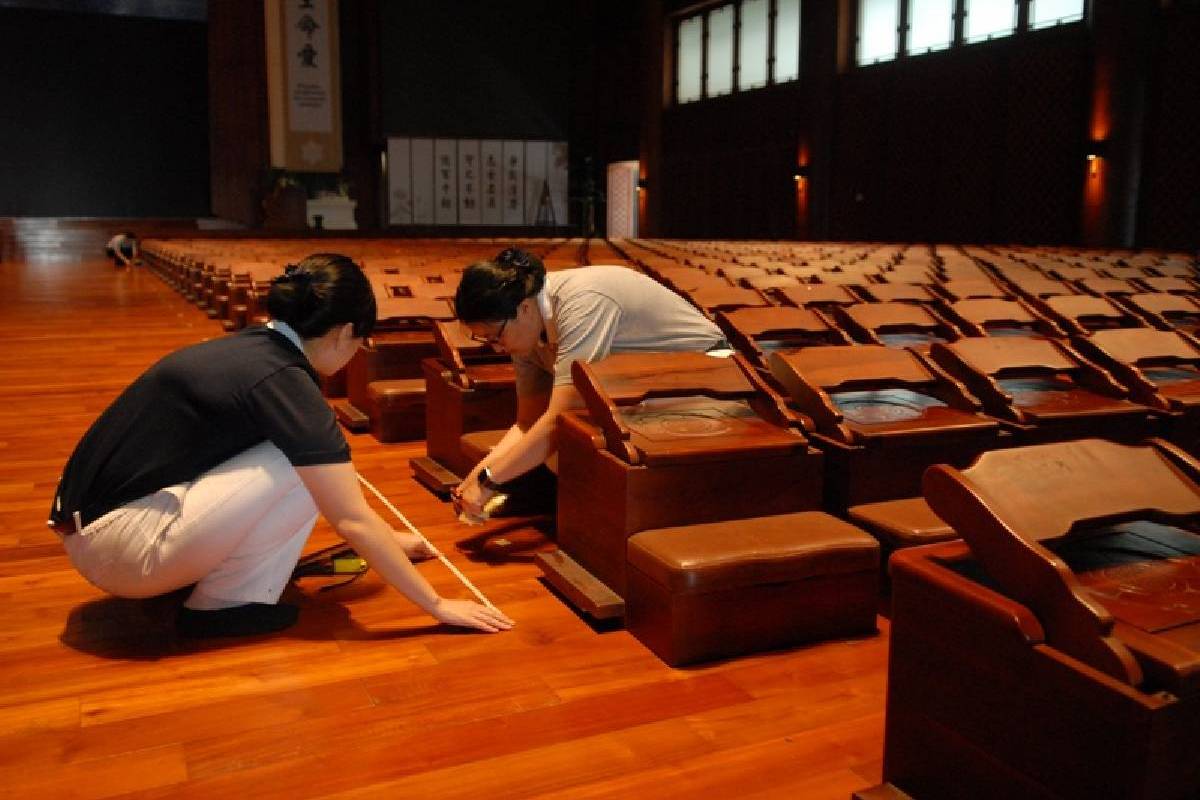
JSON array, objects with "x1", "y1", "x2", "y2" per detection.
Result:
[
  {"x1": 853, "y1": 785, "x2": 914, "y2": 800},
  {"x1": 536, "y1": 549, "x2": 625, "y2": 620},
  {"x1": 410, "y1": 456, "x2": 461, "y2": 496},
  {"x1": 333, "y1": 399, "x2": 371, "y2": 432}
]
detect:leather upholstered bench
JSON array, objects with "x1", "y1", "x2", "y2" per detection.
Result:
[
  {"x1": 367, "y1": 379, "x2": 426, "y2": 443},
  {"x1": 847, "y1": 497, "x2": 956, "y2": 551},
  {"x1": 625, "y1": 512, "x2": 880, "y2": 666}
]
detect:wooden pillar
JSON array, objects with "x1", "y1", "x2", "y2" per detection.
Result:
[
  {"x1": 338, "y1": 0, "x2": 383, "y2": 230},
  {"x1": 208, "y1": 0, "x2": 270, "y2": 227},
  {"x1": 1081, "y1": 0, "x2": 1155, "y2": 247},
  {"x1": 638, "y1": 0, "x2": 667, "y2": 238},
  {"x1": 799, "y1": 0, "x2": 846, "y2": 241}
]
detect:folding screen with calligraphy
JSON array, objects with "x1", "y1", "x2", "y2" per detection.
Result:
[
  {"x1": 433, "y1": 139, "x2": 458, "y2": 226},
  {"x1": 480, "y1": 140, "x2": 504, "y2": 225},
  {"x1": 502, "y1": 140, "x2": 526, "y2": 226},
  {"x1": 386, "y1": 137, "x2": 566, "y2": 226},
  {"x1": 265, "y1": 0, "x2": 342, "y2": 172},
  {"x1": 457, "y1": 140, "x2": 482, "y2": 225}
]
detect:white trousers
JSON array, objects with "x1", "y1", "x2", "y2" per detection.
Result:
[{"x1": 62, "y1": 441, "x2": 318, "y2": 608}]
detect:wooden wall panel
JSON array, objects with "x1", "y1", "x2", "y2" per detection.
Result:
[
  {"x1": 829, "y1": 31, "x2": 1088, "y2": 245},
  {"x1": 661, "y1": 85, "x2": 803, "y2": 239},
  {"x1": 208, "y1": 0, "x2": 270, "y2": 227},
  {"x1": 1139, "y1": 2, "x2": 1200, "y2": 251}
]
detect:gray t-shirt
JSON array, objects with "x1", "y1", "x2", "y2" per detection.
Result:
[{"x1": 513, "y1": 265, "x2": 725, "y2": 394}]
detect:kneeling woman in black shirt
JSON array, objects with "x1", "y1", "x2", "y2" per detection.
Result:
[{"x1": 49, "y1": 253, "x2": 513, "y2": 638}]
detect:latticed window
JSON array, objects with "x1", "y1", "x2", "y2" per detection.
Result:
[
  {"x1": 674, "y1": 0, "x2": 802, "y2": 105},
  {"x1": 855, "y1": 0, "x2": 1084, "y2": 68}
]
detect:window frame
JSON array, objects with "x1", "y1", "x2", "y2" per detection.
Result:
[
  {"x1": 673, "y1": 0, "x2": 803, "y2": 107},
  {"x1": 850, "y1": 0, "x2": 1086, "y2": 69}
]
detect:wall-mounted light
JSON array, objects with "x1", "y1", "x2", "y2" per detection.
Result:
[
  {"x1": 1085, "y1": 139, "x2": 1108, "y2": 175},
  {"x1": 793, "y1": 165, "x2": 809, "y2": 182},
  {"x1": 636, "y1": 178, "x2": 648, "y2": 191},
  {"x1": 1085, "y1": 138, "x2": 1109, "y2": 161}
]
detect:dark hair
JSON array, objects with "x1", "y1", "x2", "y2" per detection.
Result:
[
  {"x1": 453, "y1": 248, "x2": 546, "y2": 323},
  {"x1": 266, "y1": 253, "x2": 376, "y2": 339}
]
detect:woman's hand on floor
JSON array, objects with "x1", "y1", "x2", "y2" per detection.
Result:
[{"x1": 431, "y1": 598, "x2": 515, "y2": 633}]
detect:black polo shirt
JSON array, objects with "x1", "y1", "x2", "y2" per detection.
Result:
[{"x1": 50, "y1": 327, "x2": 349, "y2": 529}]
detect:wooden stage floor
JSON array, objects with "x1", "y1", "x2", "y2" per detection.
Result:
[{"x1": 0, "y1": 221, "x2": 888, "y2": 799}]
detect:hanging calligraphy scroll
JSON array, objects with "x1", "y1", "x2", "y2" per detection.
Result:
[{"x1": 265, "y1": 0, "x2": 343, "y2": 172}]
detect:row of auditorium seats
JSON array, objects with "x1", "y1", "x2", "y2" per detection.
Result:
[
  {"x1": 141, "y1": 237, "x2": 624, "y2": 445},
  {"x1": 141, "y1": 236, "x2": 1200, "y2": 785},
  {"x1": 142, "y1": 236, "x2": 1198, "y2": 628}
]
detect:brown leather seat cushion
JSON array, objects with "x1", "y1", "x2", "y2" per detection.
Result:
[
  {"x1": 847, "y1": 497, "x2": 956, "y2": 548},
  {"x1": 459, "y1": 429, "x2": 507, "y2": 464},
  {"x1": 628, "y1": 512, "x2": 879, "y2": 593},
  {"x1": 367, "y1": 378, "x2": 426, "y2": 405}
]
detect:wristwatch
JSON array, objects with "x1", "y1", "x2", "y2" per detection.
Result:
[{"x1": 477, "y1": 467, "x2": 502, "y2": 492}]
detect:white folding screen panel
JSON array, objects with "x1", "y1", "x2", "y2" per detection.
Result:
[
  {"x1": 480, "y1": 140, "x2": 504, "y2": 225},
  {"x1": 434, "y1": 139, "x2": 458, "y2": 225},
  {"x1": 386, "y1": 137, "x2": 565, "y2": 226},
  {"x1": 606, "y1": 160, "x2": 639, "y2": 240},
  {"x1": 386, "y1": 137, "x2": 412, "y2": 225},
  {"x1": 502, "y1": 140, "x2": 525, "y2": 225},
  {"x1": 457, "y1": 139, "x2": 481, "y2": 225},
  {"x1": 524, "y1": 140, "x2": 550, "y2": 226},
  {"x1": 410, "y1": 138, "x2": 434, "y2": 225},
  {"x1": 548, "y1": 142, "x2": 569, "y2": 229}
]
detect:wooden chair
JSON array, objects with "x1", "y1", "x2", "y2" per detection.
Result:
[
  {"x1": 410, "y1": 320, "x2": 518, "y2": 493},
  {"x1": 1074, "y1": 328, "x2": 1200, "y2": 454},
  {"x1": 1076, "y1": 277, "x2": 1140, "y2": 298},
  {"x1": 543, "y1": 351, "x2": 824, "y2": 616},
  {"x1": 769, "y1": 345, "x2": 1002, "y2": 511},
  {"x1": 715, "y1": 306, "x2": 851, "y2": 369},
  {"x1": 923, "y1": 438, "x2": 1200, "y2": 696},
  {"x1": 836, "y1": 302, "x2": 963, "y2": 349},
  {"x1": 1147, "y1": 262, "x2": 1198, "y2": 279},
  {"x1": 942, "y1": 298, "x2": 1067, "y2": 339},
  {"x1": 885, "y1": 498, "x2": 1200, "y2": 797},
  {"x1": 855, "y1": 283, "x2": 941, "y2": 304},
  {"x1": 928, "y1": 337, "x2": 1162, "y2": 444},
  {"x1": 741, "y1": 273, "x2": 801, "y2": 292},
  {"x1": 334, "y1": 292, "x2": 450, "y2": 434},
  {"x1": 1120, "y1": 292, "x2": 1200, "y2": 333},
  {"x1": 773, "y1": 283, "x2": 861, "y2": 310},
  {"x1": 1135, "y1": 276, "x2": 1199, "y2": 295},
  {"x1": 933, "y1": 279, "x2": 1012, "y2": 303},
  {"x1": 681, "y1": 284, "x2": 771, "y2": 315},
  {"x1": 1034, "y1": 294, "x2": 1147, "y2": 336},
  {"x1": 1005, "y1": 275, "x2": 1078, "y2": 301}
]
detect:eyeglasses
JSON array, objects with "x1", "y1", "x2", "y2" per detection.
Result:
[{"x1": 470, "y1": 318, "x2": 509, "y2": 345}]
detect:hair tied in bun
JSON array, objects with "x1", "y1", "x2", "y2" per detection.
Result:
[
  {"x1": 274, "y1": 263, "x2": 313, "y2": 286},
  {"x1": 496, "y1": 248, "x2": 531, "y2": 270}
]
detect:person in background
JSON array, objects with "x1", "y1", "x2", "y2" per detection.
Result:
[
  {"x1": 450, "y1": 247, "x2": 728, "y2": 521},
  {"x1": 50, "y1": 253, "x2": 513, "y2": 638},
  {"x1": 105, "y1": 231, "x2": 139, "y2": 267}
]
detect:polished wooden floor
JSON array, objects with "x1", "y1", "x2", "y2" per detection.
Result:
[{"x1": 0, "y1": 220, "x2": 889, "y2": 799}]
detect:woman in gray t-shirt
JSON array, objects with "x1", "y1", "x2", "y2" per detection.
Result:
[{"x1": 451, "y1": 248, "x2": 725, "y2": 520}]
